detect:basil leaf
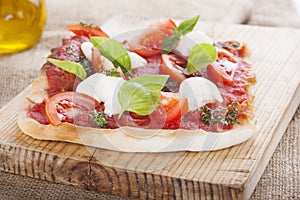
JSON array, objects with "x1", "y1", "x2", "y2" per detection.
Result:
[
  {"x1": 177, "y1": 15, "x2": 200, "y2": 35},
  {"x1": 118, "y1": 75, "x2": 169, "y2": 117},
  {"x1": 90, "y1": 37, "x2": 131, "y2": 73},
  {"x1": 118, "y1": 82, "x2": 156, "y2": 118},
  {"x1": 47, "y1": 58, "x2": 87, "y2": 80},
  {"x1": 128, "y1": 75, "x2": 169, "y2": 91},
  {"x1": 161, "y1": 15, "x2": 200, "y2": 54},
  {"x1": 173, "y1": 28, "x2": 182, "y2": 38},
  {"x1": 184, "y1": 43, "x2": 217, "y2": 75},
  {"x1": 162, "y1": 35, "x2": 180, "y2": 54},
  {"x1": 129, "y1": 75, "x2": 169, "y2": 103}
]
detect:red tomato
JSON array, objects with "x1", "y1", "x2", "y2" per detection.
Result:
[
  {"x1": 161, "y1": 54, "x2": 186, "y2": 83},
  {"x1": 128, "y1": 19, "x2": 177, "y2": 58},
  {"x1": 207, "y1": 64, "x2": 232, "y2": 86},
  {"x1": 45, "y1": 92, "x2": 102, "y2": 127},
  {"x1": 158, "y1": 92, "x2": 189, "y2": 123},
  {"x1": 206, "y1": 49, "x2": 237, "y2": 86},
  {"x1": 217, "y1": 48, "x2": 236, "y2": 63},
  {"x1": 66, "y1": 23, "x2": 109, "y2": 38}
]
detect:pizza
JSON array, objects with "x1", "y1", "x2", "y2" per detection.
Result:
[{"x1": 18, "y1": 16, "x2": 256, "y2": 152}]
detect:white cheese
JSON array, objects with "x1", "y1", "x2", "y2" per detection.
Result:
[
  {"x1": 76, "y1": 73, "x2": 125, "y2": 116},
  {"x1": 128, "y1": 52, "x2": 147, "y2": 69},
  {"x1": 174, "y1": 31, "x2": 213, "y2": 57},
  {"x1": 81, "y1": 42, "x2": 94, "y2": 61},
  {"x1": 179, "y1": 77, "x2": 223, "y2": 111}
]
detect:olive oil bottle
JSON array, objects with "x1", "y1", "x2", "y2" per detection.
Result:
[{"x1": 0, "y1": 0, "x2": 46, "y2": 55}]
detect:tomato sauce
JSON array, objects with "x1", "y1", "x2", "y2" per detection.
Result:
[
  {"x1": 210, "y1": 61, "x2": 249, "y2": 105},
  {"x1": 27, "y1": 101, "x2": 49, "y2": 125}
]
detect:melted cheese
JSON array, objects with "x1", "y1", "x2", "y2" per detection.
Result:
[
  {"x1": 128, "y1": 52, "x2": 147, "y2": 69},
  {"x1": 81, "y1": 42, "x2": 94, "y2": 61},
  {"x1": 179, "y1": 77, "x2": 223, "y2": 111},
  {"x1": 76, "y1": 73, "x2": 125, "y2": 116},
  {"x1": 174, "y1": 31, "x2": 213, "y2": 57}
]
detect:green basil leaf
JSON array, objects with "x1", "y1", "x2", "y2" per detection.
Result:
[
  {"x1": 90, "y1": 37, "x2": 131, "y2": 74},
  {"x1": 184, "y1": 43, "x2": 217, "y2": 75},
  {"x1": 173, "y1": 28, "x2": 182, "y2": 38},
  {"x1": 118, "y1": 75, "x2": 169, "y2": 117},
  {"x1": 162, "y1": 35, "x2": 180, "y2": 54},
  {"x1": 177, "y1": 15, "x2": 200, "y2": 35},
  {"x1": 128, "y1": 75, "x2": 169, "y2": 92},
  {"x1": 161, "y1": 15, "x2": 200, "y2": 54},
  {"x1": 129, "y1": 75, "x2": 169, "y2": 103},
  {"x1": 47, "y1": 58, "x2": 87, "y2": 80},
  {"x1": 118, "y1": 82, "x2": 156, "y2": 118}
]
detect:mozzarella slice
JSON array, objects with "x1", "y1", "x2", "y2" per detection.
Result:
[
  {"x1": 179, "y1": 77, "x2": 223, "y2": 111},
  {"x1": 76, "y1": 73, "x2": 125, "y2": 116},
  {"x1": 174, "y1": 31, "x2": 213, "y2": 57},
  {"x1": 81, "y1": 42, "x2": 94, "y2": 61},
  {"x1": 81, "y1": 42, "x2": 114, "y2": 69},
  {"x1": 128, "y1": 52, "x2": 147, "y2": 69}
]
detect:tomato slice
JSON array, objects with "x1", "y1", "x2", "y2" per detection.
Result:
[
  {"x1": 207, "y1": 49, "x2": 237, "y2": 86},
  {"x1": 161, "y1": 54, "x2": 186, "y2": 84},
  {"x1": 206, "y1": 64, "x2": 232, "y2": 86},
  {"x1": 158, "y1": 92, "x2": 189, "y2": 123},
  {"x1": 45, "y1": 92, "x2": 102, "y2": 127},
  {"x1": 66, "y1": 23, "x2": 109, "y2": 38},
  {"x1": 128, "y1": 19, "x2": 177, "y2": 58}
]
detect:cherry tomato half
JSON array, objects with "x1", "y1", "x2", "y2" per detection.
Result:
[
  {"x1": 158, "y1": 92, "x2": 189, "y2": 123},
  {"x1": 206, "y1": 49, "x2": 237, "y2": 86},
  {"x1": 128, "y1": 19, "x2": 177, "y2": 58},
  {"x1": 45, "y1": 92, "x2": 102, "y2": 127},
  {"x1": 161, "y1": 54, "x2": 186, "y2": 84},
  {"x1": 66, "y1": 23, "x2": 109, "y2": 38},
  {"x1": 207, "y1": 64, "x2": 233, "y2": 86}
]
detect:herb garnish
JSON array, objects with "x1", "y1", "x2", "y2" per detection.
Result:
[
  {"x1": 47, "y1": 58, "x2": 87, "y2": 80},
  {"x1": 162, "y1": 15, "x2": 200, "y2": 54},
  {"x1": 118, "y1": 75, "x2": 169, "y2": 118},
  {"x1": 91, "y1": 110, "x2": 108, "y2": 128},
  {"x1": 215, "y1": 41, "x2": 241, "y2": 49},
  {"x1": 79, "y1": 56, "x2": 93, "y2": 76},
  {"x1": 100, "y1": 69, "x2": 121, "y2": 77},
  {"x1": 199, "y1": 102, "x2": 239, "y2": 126},
  {"x1": 90, "y1": 37, "x2": 131, "y2": 74},
  {"x1": 184, "y1": 43, "x2": 217, "y2": 75}
]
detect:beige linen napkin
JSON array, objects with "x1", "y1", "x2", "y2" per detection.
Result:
[
  {"x1": 45, "y1": 0, "x2": 252, "y2": 30},
  {"x1": 249, "y1": 0, "x2": 300, "y2": 28}
]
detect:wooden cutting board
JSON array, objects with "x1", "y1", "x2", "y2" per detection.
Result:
[{"x1": 0, "y1": 15, "x2": 300, "y2": 199}]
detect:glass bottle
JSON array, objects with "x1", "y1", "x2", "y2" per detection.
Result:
[{"x1": 0, "y1": 0, "x2": 46, "y2": 55}]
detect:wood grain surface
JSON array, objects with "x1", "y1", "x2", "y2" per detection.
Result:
[{"x1": 0, "y1": 16, "x2": 300, "y2": 199}]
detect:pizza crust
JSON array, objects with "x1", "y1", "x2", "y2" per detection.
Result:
[{"x1": 18, "y1": 83, "x2": 256, "y2": 152}]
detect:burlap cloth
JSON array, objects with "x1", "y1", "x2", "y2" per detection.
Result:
[{"x1": 0, "y1": 0, "x2": 299, "y2": 199}]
